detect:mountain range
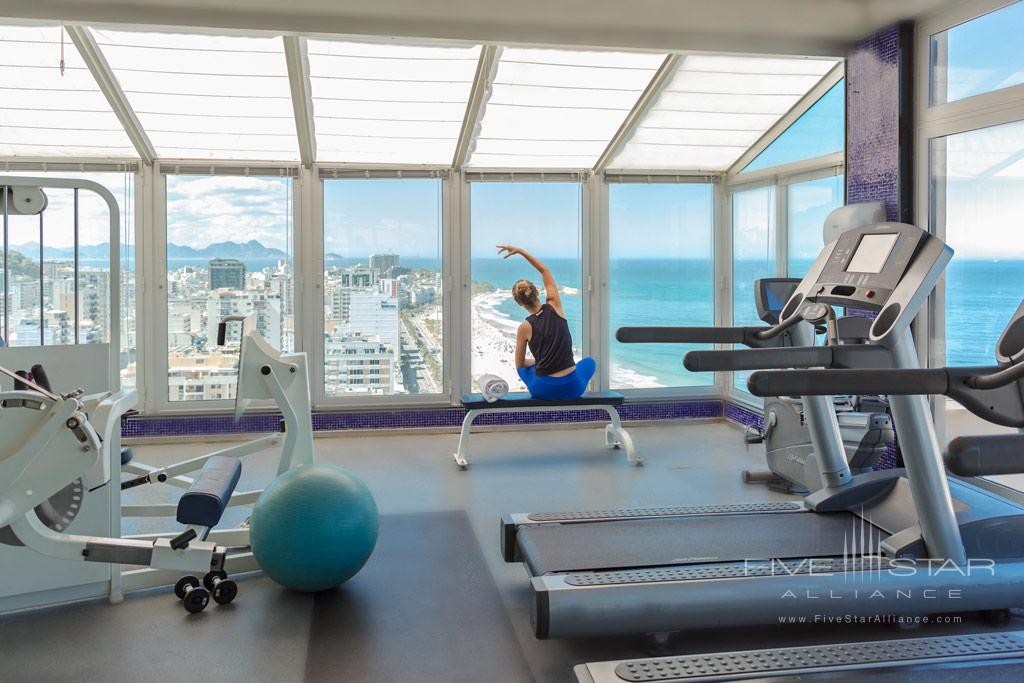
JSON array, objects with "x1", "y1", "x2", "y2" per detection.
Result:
[{"x1": 9, "y1": 240, "x2": 291, "y2": 261}]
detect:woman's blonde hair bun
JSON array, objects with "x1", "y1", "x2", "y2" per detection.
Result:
[{"x1": 512, "y1": 279, "x2": 540, "y2": 307}]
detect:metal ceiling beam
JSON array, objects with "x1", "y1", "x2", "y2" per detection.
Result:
[
  {"x1": 283, "y1": 35, "x2": 317, "y2": 168},
  {"x1": 724, "y1": 60, "x2": 845, "y2": 181},
  {"x1": 66, "y1": 25, "x2": 156, "y2": 165},
  {"x1": 452, "y1": 45, "x2": 499, "y2": 169},
  {"x1": 593, "y1": 54, "x2": 681, "y2": 174}
]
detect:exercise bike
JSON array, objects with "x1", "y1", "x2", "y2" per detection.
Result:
[
  {"x1": 0, "y1": 366, "x2": 239, "y2": 613},
  {"x1": 740, "y1": 277, "x2": 894, "y2": 493},
  {"x1": 119, "y1": 313, "x2": 314, "y2": 585}
]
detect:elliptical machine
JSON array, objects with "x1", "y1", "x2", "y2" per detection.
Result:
[
  {"x1": 740, "y1": 202, "x2": 894, "y2": 493},
  {"x1": 741, "y1": 277, "x2": 894, "y2": 493}
]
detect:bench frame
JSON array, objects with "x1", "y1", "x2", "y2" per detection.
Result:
[{"x1": 453, "y1": 403, "x2": 640, "y2": 469}]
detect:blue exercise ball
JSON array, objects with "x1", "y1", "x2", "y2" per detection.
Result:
[{"x1": 250, "y1": 463, "x2": 379, "y2": 592}]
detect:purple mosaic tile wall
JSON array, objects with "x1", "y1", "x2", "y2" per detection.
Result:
[
  {"x1": 843, "y1": 22, "x2": 913, "y2": 470},
  {"x1": 846, "y1": 22, "x2": 914, "y2": 223},
  {"x1": 724, "y1": 402, "x2": 764, "y2": 431},
  {"x1": 123, "y1": 399, "x2": 724, "y2": 439}
]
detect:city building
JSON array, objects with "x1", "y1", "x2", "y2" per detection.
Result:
[
  {"x1": 208, "y1": 258, "x2": 246, "y2": 290},
  {"x1": 368, "y1": 253, "x2": 399, "y2": 274},
  {"x1": 323, "y1": 334, "x2": 394, "y2": 394}
]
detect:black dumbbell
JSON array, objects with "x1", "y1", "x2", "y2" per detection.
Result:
[
  {"x1": 174, "y1": 575, "x2": 210, "y2": 614},
  {"x1": 203, "y1": 570, "x2": 238, "y2": 605}
]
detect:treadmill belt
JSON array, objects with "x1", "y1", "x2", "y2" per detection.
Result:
[{"x1": 518, "y1": 511, "x2": 884, "y2": 575}]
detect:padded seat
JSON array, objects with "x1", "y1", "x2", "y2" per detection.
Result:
[
  {"x1": 176, "y1": 456, "x2": 242, "y2": 528},
  {"x1": 459, "y1": 391, "x2": 625, "y2": 410}
]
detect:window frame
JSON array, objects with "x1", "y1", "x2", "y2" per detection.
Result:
[
  {"x1": 149, "y1": 164, "x2": 302, "y2": 416},
  {"x1": 915, "y1": 0, "x2": 1024, "y2": 442},
  {"x1": 600, "y1": 173, "x2": 722, "y2": 399},
  {"x1": 312, "y1": 169, "x2": 455, "y2": 408},
  {"x1": 463, "y1": 173, "x2": 595, "y2": 395},
  {"x1": 725, "y1": 161, "x2": 845, "y2": 407}
]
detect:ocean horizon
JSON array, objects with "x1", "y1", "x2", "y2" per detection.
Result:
[{"x1": 66, "y1": 254, "x2": 1022, "y2": 389}]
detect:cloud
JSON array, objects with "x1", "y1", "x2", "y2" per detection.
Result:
[{"x1": 166, "y1": 175, "x2": 292, "y2": 248}]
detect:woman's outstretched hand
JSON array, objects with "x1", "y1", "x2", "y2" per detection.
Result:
[{"x1": 497, "y1": 245, "x2": 525, "y2": 260}]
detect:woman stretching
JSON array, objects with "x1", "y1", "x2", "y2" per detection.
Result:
[{"x1": 497, "y1": 245, "x2": 596, "y2": 400}]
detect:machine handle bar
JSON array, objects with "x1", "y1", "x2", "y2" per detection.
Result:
[
  {"x1": 684, "y1": 347, "x2": 833, "y2": 372},
  {"x1": 747, "y1": 368, "x2": 950, "y2": 397},
  {"x1": 216, "y1": 315, "x2": 248, "y2": 347}
]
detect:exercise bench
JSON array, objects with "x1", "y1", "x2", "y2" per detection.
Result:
[{"x1": 454, "y1": 391, "x2": 639, "y2": 469}]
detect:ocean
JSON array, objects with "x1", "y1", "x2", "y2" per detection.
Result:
[{"x1": 473, "y1": 257, "x2": 1024, "y2": 388}]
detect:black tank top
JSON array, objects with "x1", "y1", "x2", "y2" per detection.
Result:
[{"x1": 526, "y1": 303, "x2": 575, "y2": 376}]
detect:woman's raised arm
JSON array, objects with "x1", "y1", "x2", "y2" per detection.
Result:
[{"x1": 497, "y1": 245, "x2": 561, "y2": 309}]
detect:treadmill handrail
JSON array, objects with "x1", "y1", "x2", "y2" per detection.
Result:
[
  {"x1": 684, "y1": 346, "x2": 833, "y2": 372},
  {"x1": 749, "y1": 364, "x2": 1024, "y2": 428},
  {"x1": 616, "y1": 314, "x2": 801, "y2": 347},
  {"x1": 684, "y1": 344, "x2": 892, "y2": 372},
  {"x1": 749, "y1": 364, "x2": 1024, "y2": 396},
  {"x1": 748, "y1": 368, "x2": 950, "y2": 397}
]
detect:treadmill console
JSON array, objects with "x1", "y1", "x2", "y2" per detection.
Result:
[
  {"x1": 808, "y1": 223, "x2": 928, "y2": 312},
  {"x1": 755, "y1": 278, "x2": 800, "y2": 325},
  {"x1": 779, "y1": 222, "x2": 952, "y2": 345}
]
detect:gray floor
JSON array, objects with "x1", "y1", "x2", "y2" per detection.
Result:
[{"x1": 2, "y1": 420, "x2": 1021, "y2": 682}]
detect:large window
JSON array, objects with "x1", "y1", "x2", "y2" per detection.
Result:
[
  {"x1": 470, "y1": 182, "x2": 582, "y2": 389},
  {"x1": 165, "y1": 175, "x2": 293, "y2": 402},
  {"x1": 732, "y1": 186, "x2": 776, "y2": 392},
  {"x1": 609, "y1": 183, "x2": 714, "y2": 389},
  {"x1": 930, "y1": 120, "x2": 1024, "y2": 369},
  {"x1": 787, "y1": 174, "x2": 845, "y2": 276},
  {"x1": 929, "y1": 1, "x2": 1024, "y2": 106},
  {"x1": 743, "y1": 80, "x2": 845, "y2": 173},
  {"x1": 1, "y1": 172, "x2": 135, "y2": 386},
  {"x1": 322, "y1": 179, "x2": 443, "y2": 396}
]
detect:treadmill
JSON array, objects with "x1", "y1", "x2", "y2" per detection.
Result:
[
  {"x1": 500, "y1": 221, "x2": 1024, "y2": 640},
  {"x1": 573, "y1": 300, "x2": 1024, "y2": 682}
]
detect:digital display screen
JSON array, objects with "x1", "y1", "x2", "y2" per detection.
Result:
[
  {"x1": 764, "y1": 282, "x2": 795, "y2": 313},
  {"x1": 846, "y1": 233, "x2": 899, "y2": 273}
]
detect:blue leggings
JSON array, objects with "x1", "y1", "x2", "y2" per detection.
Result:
[{"x1": 517, "y1": 357, "x2": 596, "y2": 400}]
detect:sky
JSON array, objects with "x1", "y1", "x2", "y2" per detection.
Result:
[
  {"x1": 470, "y1": 182, "x2": 581, "y2": 258},
  {"x1": 166, "y1": 175, "x2": 292, "y2": 250},
  {"x1": 742, "y1": 79, "x2": 845, "y2": 172},
  {"x1": 323, "y1": 178, "x2": 441, "y2": 258},
  {"x1": 609, "y1": 183, "x2": 712, "y2": 258},
  {"x1": 940, "y1": 0, "x2": 1024, "y2": 103}
]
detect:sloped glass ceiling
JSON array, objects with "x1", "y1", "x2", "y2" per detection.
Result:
[
  {"x1": 307, "y1": 39, "x2": 481, "y2": 165},
  {"x1": 609, "y1": 55, "x2": 840, "y2": 171},
  {"x1": 742, "y1": 79, "x2": 845, "y2": 172},
  {"x1": 92, "y1": 28, "x2": 299, "y2": 161},
  {"x1": 466, "y1": 48, "x2": 666, "y2": 168},
  {"x1": 0, "y1": 25, "x2": 840, "y2": 170},
  {"x1": 0, "y1": 24, "x2": 136, "y2": 157}
]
